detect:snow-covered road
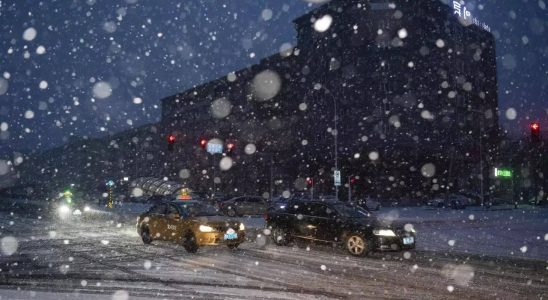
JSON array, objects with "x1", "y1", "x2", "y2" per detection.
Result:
[{"x1": 0, "y1": 204, "x2": 546, "y2": 299}]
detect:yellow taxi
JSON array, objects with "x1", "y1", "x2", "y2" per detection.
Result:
[{"x1": 137, "y1": 200, "x2": 245, "y2": 253}]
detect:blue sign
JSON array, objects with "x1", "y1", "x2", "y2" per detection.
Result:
[{"x1": 207, "y1": 143, "x2": 223, "y2": 154}]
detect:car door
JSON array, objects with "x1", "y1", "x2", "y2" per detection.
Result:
[
  {"x1": 305, "y1": 203, "x2": 335, "y2": 241},
  {"x1": 239, "y1": 197, "x2": 253, "y2": 215},
  {"x1": 315, "y1": 204, "x2": 340, "y2": 242},
  {"x1": 247, "y1": 197, "x2": 264, "y2": 215},
  {"x1": 147, "y1": 203, "x2": 168, "y2": 240},
  {"x1": 164, "y1": 204, "x2": 183, "y2": 241},
  {"x1": 293, "y1": 203, "x2": 324, "y2": 239},
  {"x1": 256, "y1": 198, "x2": 267, "y2": 215}
]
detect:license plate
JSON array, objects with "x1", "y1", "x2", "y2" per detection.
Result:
[
  {"x1": 403, "y1": 237, "x2": 414, "y2": 245},
  {"x1": 224, "y1": 228, "x2": 237, "y2": 240}
]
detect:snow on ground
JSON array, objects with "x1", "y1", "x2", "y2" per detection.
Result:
[
  {"x1": 376, "y1": 205, "x2": 548, "y2": 261},
  {"x1": 0, "y1": 200, "x2": 547, "y2": 299}
]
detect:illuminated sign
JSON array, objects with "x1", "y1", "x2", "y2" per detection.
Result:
[
  {"x1": 494, "y1": 168, "x2": 512, "y2": 178},
  {"x1": 452, "y1": 1, "x2": 491, "y2": 32},
  {"x1": 178, "y1": 188, "x2": 192, "y2": 200},
  {"x1": 207, "y1": 143, "x2": 223, "y2": 154},
  {"x1": 334, "y1": 170, "x2": 341, "y2": 186}
]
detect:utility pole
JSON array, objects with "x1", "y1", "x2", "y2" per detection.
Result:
[
  {"x1": 316, "y1": 83, "x2": 339, "y2": 200},
  {"x1": 348, "y1": 176, "x2": 352, "y2": 202},
  {"x1": 270, "y1": 154, "x2": 274, "y2": 201}
]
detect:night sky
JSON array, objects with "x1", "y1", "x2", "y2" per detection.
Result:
[{"x1": 0, "y1": 0, "x2": 546, "y2": 157}]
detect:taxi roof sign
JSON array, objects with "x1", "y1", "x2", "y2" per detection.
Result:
[{"x1": 178, "y1": 188, "x2": 192, "y2": 200}]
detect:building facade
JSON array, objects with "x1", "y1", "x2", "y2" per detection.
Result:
[{"x1": 159, "y1": 0, "x2": 499, "y2": 200}]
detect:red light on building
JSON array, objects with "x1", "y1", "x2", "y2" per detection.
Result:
[
  {"x1": 199, "y1": 138, "x2": 208, "y2": 148},
  {"x1": 167, "y1": 134, "x2": 176, "y2": 144},
  {"x1": 530, "y1": 122, "x2": 541, "y2": 143},
  {"x1": 167, "y1": 134, "x2": 176, "y2": 152}
]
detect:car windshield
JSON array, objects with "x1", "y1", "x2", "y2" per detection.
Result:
[
  {"x1": 333, "y1": 203, "x2": 371, "y2": 218},
  {"x1": 174, "y1": 202, "x2": 220, "y2": 217}
]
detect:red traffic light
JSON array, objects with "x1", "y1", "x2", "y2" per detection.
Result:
[
  {"x1": 227, "y1": 143, "x2": 235, "y2": 150},
  {"x1": 167, "y1": 134, "x2": 176, "y2": 144},
  {"x1": 306, "y1": 177, "x2": 313, "y2": 186},
  {"x1": 530, "y1": 122, "x2": 541, "y2": 143},
  {"x1": 199, "y1": 138, "x2": 208, "y2": 148}
]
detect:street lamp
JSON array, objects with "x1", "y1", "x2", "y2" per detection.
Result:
[{"x1": 314, "y1": 83, "x2": 339, "y2": 200}]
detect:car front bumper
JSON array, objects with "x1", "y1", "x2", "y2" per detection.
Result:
[
  {"x1": 196, "y1": 231, "x2": 246, "y2": 246},
  {"x1": 373, "y1": 234, "x2": 416, "y2": 251}
]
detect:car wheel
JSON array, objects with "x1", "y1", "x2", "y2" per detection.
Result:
[
  {"x1": 141, "y1": 227, "x2": 152, "y2": 245},
  {"x1": 226, "y1": 208, "x2": 236, "y2": 217},
  {"x1": 345, "y1": 234, "x2": 369, "y2": 257},
  {"x1": 271, "y1": 227, "x2": 289, "y2": 246},
  {"x1": 182, "y1": 232, "x2": 199, "y2": 253},
  {"x1": 227, "y1": 243, "x2": 239, "y2": 249}
]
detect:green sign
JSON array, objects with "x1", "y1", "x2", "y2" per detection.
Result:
[{"x1": 494, "y1": 168, "x2": 512, "y2": 178}]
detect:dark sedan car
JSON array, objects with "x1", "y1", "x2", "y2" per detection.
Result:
[{"x1": 265, "y1": 200, "x2": 415, "y2": 256}]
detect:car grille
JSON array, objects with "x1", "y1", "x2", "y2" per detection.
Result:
[{"x1": 215, "y1": 223, "x2": 239, "y2": 232}]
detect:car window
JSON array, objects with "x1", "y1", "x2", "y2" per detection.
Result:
[
  {"x1": 149, "y1": 204, "x2": 166, "y2": 215},
  {"x1": 248, "y1": 197, "x2": 263, "y2": 203},
  {"x1": 333, "y1": 204, "x2": 370, "y2": 218},
  {"x1": 166, "y1": 204, "x2": 179, "y2": 215},
  {"x1": 292, "y1": 202, "x2": 325, "y2": 216},
  {"x1": 175, "y1": 202, "x2": 221, "y2": 217}
]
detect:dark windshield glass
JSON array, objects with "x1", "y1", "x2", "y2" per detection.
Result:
[
  {"x1": 174, "y1": 202, "x2": 220, "y2": 217},
  {"x1": 333, "y1": 204, "x2": 371, "y2": 218}
]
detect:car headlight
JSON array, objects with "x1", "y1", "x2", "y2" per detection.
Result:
[
  {"x1": 73, "y1": 209, "x2": 82, "y2": 216},
  {"x1": 58, "y1": 205, "x2": 70, "y2": 215},
  {"x1": 373, "y1": 229, "x2": 396, "y2": 237},
  {"x1": 239, "y1": 223, "x2": 245, "y2": 231},
  {"x1": 83, "y1": 206, "x2": 91, "y2": 212},
  {"x1": 199, "y1": 225, "x2": 215, "y2": 232}
]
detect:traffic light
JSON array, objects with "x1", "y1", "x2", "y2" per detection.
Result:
[
  {"x1": 306, "y1": 177, "x2": 313, "y2": 187},
  {"x1": 199, "y1": 138, "x2": 208, "y2": 149},
  {"x1": 350, "y1": 177, "x2": 358, "y2": 185},
  {"x1": 226, "y1": 142, "x2": 235, "y2": 154},
  {"x1": 167, "y1": 134, "x2": 176, "y2": 152},
  {"x1": 530, "y1": 122, "x2": 540, "y2": 143}
]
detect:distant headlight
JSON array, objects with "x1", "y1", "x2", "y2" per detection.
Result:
[
  {"x1": 199, "y1": 225, "x2": 215, "y2": 232},
  {"x1": 83, "y1": 206, "x2": 91, "y2": 212},
  {"x1": 373, "y1": 229, "x2": 396, "y2": 237},
  {"x1": 73, "y1": 209, "x2": 82, "y2": 216},
  {"x1": 58, "y1": 205, "x2": 70, "y2": 215},
  {"x1": 239, "y1": 223, "x2": 245, "y2": 231}
]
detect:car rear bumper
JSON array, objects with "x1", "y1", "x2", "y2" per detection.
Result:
[
  {"x1": 373, "y1": 235, "x2": 416, "y2": 251},
  {"x1": 196, "y1": 231, "x2": 246, "y2": 246}
]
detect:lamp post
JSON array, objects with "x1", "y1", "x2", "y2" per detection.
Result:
[{"x1": 315, "y1": 83, "x2": 339, "y2": 200}]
